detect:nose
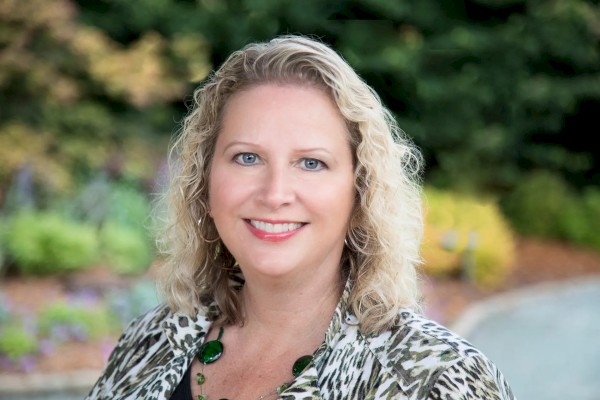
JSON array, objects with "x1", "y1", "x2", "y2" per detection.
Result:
[{"x1": 257, "y1": 165, "x2": 295, "y2": 209}]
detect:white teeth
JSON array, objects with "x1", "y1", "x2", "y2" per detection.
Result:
[{"x1": 249, "y1": 220, "x2": 303, "y2": 233}]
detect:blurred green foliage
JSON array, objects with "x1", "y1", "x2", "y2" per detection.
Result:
[
  {"x1": 99, "y1": 222, "x2": 154, "y2": 275},
  {"x1": 562, "y1": 188, "x2": 600, "y2": 250},
  {"x1": 501, "y1": 171, "x2": 571, "y2": 237},
  {"x1": 0, "y1": 220, "x2": 5, "y2": 274},
  {"x1": 502, "y1": 171, "x2": 600, "y2": 251},
  {"x1": 4, "y1": 212, "x2": 99, "y2": 274},
  {"x1": 0, "y1": 0, "x2": 178, "y2": 198},
  {"x1": 1, "y1": 179, "x2": 157, "y2": 275},
  {"x1": 0, "y1": 285, "x2": 160, "y2": 369},
  {"x1": 0, "y1": 323, "x2": 38, "y2": 361},
  {"x1": 104, "y1": 183, "x2": 153, "y2": 233},
  {"x1": 0, "y1": 0, "x2": 598, "y2": 276},
  {"x1": 0, "y1": 293, "x2": 9, "y2": 326},
  {"x1": 1, "y1": 0, "x2": 597, "y2": 199},
  {"x1": 38, "y1": 301, "x2": 116, "y2": 340}
]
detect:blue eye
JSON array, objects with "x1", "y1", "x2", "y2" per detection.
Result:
[
  {"x1": 234, "y1": 153, "x2": 259, "y2": 165},
  {"x1": 302, "y1": 158, "x2": 325, "y2": 170}
]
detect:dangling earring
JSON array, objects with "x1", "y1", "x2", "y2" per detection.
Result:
[{"x1": 197, "y1": 215, "x2": 220, "y2": 243}]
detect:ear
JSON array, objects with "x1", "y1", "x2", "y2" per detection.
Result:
[{"x1": 348, "y1": 202, "x2": 361, "y2": 230}]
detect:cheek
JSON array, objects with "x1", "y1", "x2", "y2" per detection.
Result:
[
  {"x1": 209, "y1": 182, "x2": 229, "y2": 215},
  {"x1": 209, "y1": 171, "x2": 249, "y2": 215},
  {"x1": 338, "y1": 177, "x2": 357, "y2": 222},
  {"x1": 208, "y1": 171, "x2": 228, "y2": 214},
  {"x1": 310, "y1": 178, "x2": 355, "y2": 223},
  {"x1": 338, "y1": 187, "x2": 357, "y2": 225}
]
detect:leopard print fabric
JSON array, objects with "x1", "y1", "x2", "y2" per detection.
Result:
[{"x1": 85, "y1": 279, "x2": 515, "y2": 399}]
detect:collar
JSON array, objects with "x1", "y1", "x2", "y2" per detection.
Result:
[
  {"x1": 160, "y1": 272, "x2": 354, "y2": 398},
  {"x1": 316, "y1": 276, "x2": 355, "y2": 356},
  {"x1": 161, "y1": 309, "x2": 213, "y2": 358},
  {"x1": 161, "y1": 269, "x2": 245, "y2": 357}
]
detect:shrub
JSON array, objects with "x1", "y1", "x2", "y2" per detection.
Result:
[
  {"x1": 0, "y1": 218, "x2": 6, "y2": 275},
  {"x1": 65, "y1": 179, "x2": 151, "y2": 231},
  {"x1": 65, "y1": 180, "x2": 156, "y2": 274},
  {"x1": 561, "y1": 187, "x2": 600, "y2": 251},
  {"x1": 4, "y1": 212, "x2": 99, "y2": 274},
  {"x1": 421, "y1": 187, "x2": 516, "y2": 288},
  {"x1": 0, "y1": 293, "x2": 10, "y2": 326},
  {"x1": 501, "y1": 170, "x2": 574, "y2": 238},
  {"x1": 107, "y1": 183, "x2": 152, "y2": 232},
  {"x1": 99, "y1": 222, "x2": 154, "y2": 274},
  {"x1": 501, "y1": 171, "x2": 600, "y2": 252},
  {"x1": 0, "y1": 323, "x2": 38, "y2": 361},
  {"x1": 38, "y1": 301, "x2": 116, "y2": 341}
]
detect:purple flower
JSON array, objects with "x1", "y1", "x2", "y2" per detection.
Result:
[
  {"x1": 0, "y1": 356, "x2": 12, "y2": 369},
  {"x1": 69, "y1": 324, "x2": 89, "y2": 341},
  {"x1": 39, "y1": 338, "x2": 55, "y2": 356},
  {"x1": 67, "y1": 288, "x2": 101, "y2": 306},
  {"x1": 50, "y1": 324, "x2": 70, "y2": 342},
  {"x1": 19, "y1": 356, "x2": 36, "y2": 373}
]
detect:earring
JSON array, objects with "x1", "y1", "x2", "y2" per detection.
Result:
[{"x1": 197, "y1": 215, "x2": 220, "y2": 243}]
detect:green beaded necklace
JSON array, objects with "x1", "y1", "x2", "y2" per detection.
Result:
[{"x1": 196, "y1": 326, "x2": 313, "y2": 400}]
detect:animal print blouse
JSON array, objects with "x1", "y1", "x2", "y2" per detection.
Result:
[{"x1": 85, "y1": 279, "x2": 515, "y2": 400}]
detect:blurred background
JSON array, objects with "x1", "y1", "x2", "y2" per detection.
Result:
[{"x1": 0, "y1": 0, "x2": 598, "y2": 399}]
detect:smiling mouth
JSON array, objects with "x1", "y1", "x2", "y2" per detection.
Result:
[{"x1": 247, "y1": 219, "x2": 305, "y2": 233}]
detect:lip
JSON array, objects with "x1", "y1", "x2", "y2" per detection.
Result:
[{"x1": 244, "y1": 219, "x2": 307, "y2": 242}]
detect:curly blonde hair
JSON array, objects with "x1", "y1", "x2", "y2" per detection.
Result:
[{"x1": 155, "y1": 34, "x2": 424, "y2": 335}]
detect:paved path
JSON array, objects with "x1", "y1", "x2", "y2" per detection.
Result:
[
  {"x1": 451, "y1": 277, "x2": 600, "y2": 400},
  {"x1": 0, "y1": 370, "x2": 97, "y2": 400}
]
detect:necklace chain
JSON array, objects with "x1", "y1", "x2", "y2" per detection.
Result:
[{"x1": 196, "y1": 326, "x2": 313, "y2": 400}]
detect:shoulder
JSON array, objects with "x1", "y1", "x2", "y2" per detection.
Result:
[
  {"x1": 381, "y1": 309, "x2": 483, "y2": 369},
  {"x1": 367, "y1": 309, "x2": 515, "y2": 399},
  {"x1": 129, "y1": 303, "x2": 173, "y2": 330},
  {"x1": 100, "y1": 302, "x2": 174, "y2": 364},
  {"x1": 86, "y1": 302, "x2": 216, "y2": 400},
  {"x1": 115, "y1": 303, "x2": 173, "y2": 346},
  {"x1": 84, "y1": 303, "x2": 174, "y2": 400}
]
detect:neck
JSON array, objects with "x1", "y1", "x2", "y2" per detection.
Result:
[{"x1": 237, "y1": 270, "x2": 343, "y2": 344}]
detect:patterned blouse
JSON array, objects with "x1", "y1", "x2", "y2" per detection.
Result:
[{"x1": 85, "y1": 278, "x2": 515, "y2": 400}]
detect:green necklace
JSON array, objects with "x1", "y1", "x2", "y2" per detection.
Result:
[{"x1": 195, "y1": 326, "x2": 313, "y2": 400}]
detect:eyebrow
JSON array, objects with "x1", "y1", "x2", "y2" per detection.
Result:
[
  {"x1": 222, "y1": 141, "x2": 256, "y2": 152},
  {"x1": 222, "y1": 141, "x2": 334, "y2": 157}
]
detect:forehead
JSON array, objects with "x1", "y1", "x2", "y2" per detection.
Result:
[
  {"x1": 217, "y1": 83, "x2": 350, "y2": 145},
  {"x1": 223, "y1": 82, "x2": 338, "y2": 117}
]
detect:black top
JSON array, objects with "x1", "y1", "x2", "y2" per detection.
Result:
[{"x1": 170, "y1": 362, "x2": 192, "y2": 400}]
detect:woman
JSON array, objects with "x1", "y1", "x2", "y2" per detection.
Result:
[{"x1": 86, "y1": 35, "x2": 515, "y2": 399}]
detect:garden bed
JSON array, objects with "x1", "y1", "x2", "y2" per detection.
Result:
[{"x1": 1, "y1": 237, "x2": 600, "y2": 377}]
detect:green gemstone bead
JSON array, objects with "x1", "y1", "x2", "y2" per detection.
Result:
[
  {"x1": 197, "y1": 395, "x2": 207, "y2": 400},
  {"x1": 198, "y1": 339, "x2": 224, "y2": 364},
  {"x1": 196, "y1": 372, "x2": 206, "y2": 385},
  {"x1": 277, "y1": 382, "x2": 290, "y2": 393},
  {"x1": 292, "y1": 355, "x2": 313, "y2": 377}
]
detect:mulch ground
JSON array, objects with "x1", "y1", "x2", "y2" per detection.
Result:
[
  {"x1": 422, "y1": 237, "x2": 600, "y2": 325},
  {"x1": 1, "y1": 237, "x2": 600, "y2": 375}
]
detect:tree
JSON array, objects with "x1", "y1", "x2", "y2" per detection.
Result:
[
  {"x1": 3, "y1": 0, "x2": 598, "y2": 206},
  {"x1": 0, "y1": 0, "x2": 211, "y2": 205}
]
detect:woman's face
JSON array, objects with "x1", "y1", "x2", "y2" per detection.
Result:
[{"x1": 208, "y1": 83, "x2": 355, "y2": 283}]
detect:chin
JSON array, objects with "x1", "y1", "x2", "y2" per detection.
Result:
[{"x1": 243, "y1": 263, "x2": 298, "y2": 279}]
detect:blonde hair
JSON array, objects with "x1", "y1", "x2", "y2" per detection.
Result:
[{"x1": 156, "y1": 34, "x2": 424, "y2": 335}]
